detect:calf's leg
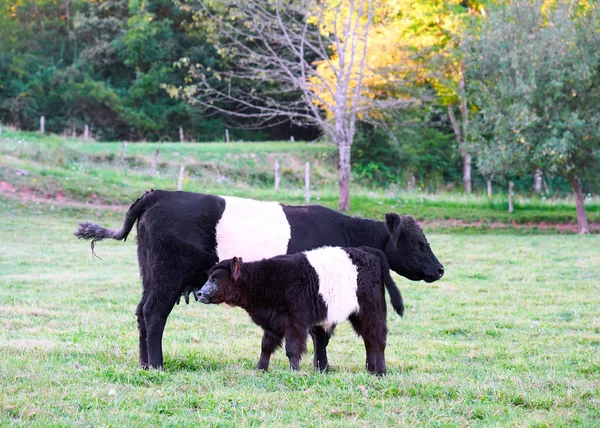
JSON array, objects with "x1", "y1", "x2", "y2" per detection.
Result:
[
  {"x1": 257, "y1": 330, "x2": 284, "y2": 371},
  {"x1": 361, "y1": 318, "x2": 387, "y2": 376},
  {"x1": 285, "y1": 324, "x2": 308, "y2": 371},
  {"x1": 310, "y1": 326, "x2": 334, "y2": 372},
  {"x1": 351, "y1": 309, "x2": 387, "y2": 376}
]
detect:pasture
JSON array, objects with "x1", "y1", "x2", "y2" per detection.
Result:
[{"x1": 1, "y1": 197, "x2": 599, "y2": 426}]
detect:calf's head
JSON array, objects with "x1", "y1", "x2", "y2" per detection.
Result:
[
  {"x1": 196, "y1": 257, "x2": 243, "y2": 304},
  {"x1": 383, "y1": 213, "x2": 444, "y2": 283}
]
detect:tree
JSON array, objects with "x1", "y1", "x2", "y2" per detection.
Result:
[
  {"x1": 174, "y1": 0, "x2": 406, "y2": 211},
  {"x1": 340, "y1": 0, "x2": 487, "y2": 194},
  {"x1": 463, "y1": 0, "x2": 600, "y2": 233},
  {"x1": 405, "y1": 1, "x2": 487, "y2": 195}
]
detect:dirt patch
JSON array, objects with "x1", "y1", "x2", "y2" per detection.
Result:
[
  {"x1": 0, "y1": 181, "x2": 17, "y2": 192},
  {"x1": 0, "y1": 180, "x2": 125, "y2": 211},
  {"x1": 420, "y1": 218, "x2": 600, "y2": 234}
]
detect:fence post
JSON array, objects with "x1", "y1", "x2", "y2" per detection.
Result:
[
  {"x1": 150, "y1": 149, "x2": 159, "y2": 176},
  {"x1": 305, "y1": 162, "x2": 310, "y2": 204},
  {"x1": 508, "y1": 181, "x2": 514, "y2": 213},
  {"x1": 84, "y1": 124, "x2": 89, "y2": 140},
  {"x1": 225, "y1": 128, "x2": 230, "y2": 143},
  {"x1": 274, "y1": 160, "x2": 280, "y2": 191},
  {"x1": 178, "y1": 164, "x2": 185, "y2": 190},
  {"x1": 72, "y1": 125, "x2": 76, "y2": 138},
  {"x1": 40, "y1": 116, "x2": 45, "y2": 136},
  {"x1": 290, "y1": 136, "x2": 294, "y2": 143},
  {"x1": 121, "y1": 141, "x2": 127, "y2": 159},
  {"x1": 487, "y1": 179, "x2": 493, "y2": 198},
  {"x1": 179, "y1": 127, "x2": 184, "y2": 143}
]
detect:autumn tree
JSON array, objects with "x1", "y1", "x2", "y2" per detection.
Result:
[
  {"x1": 175, "y1": 0, "x2": 406, "y2": 211},
  {"x1": 463, "y1": 0, "x2": 600, "y2": 233},
  {"x1": 330, "y1": 0, "x2": 487, "y2": 193}
]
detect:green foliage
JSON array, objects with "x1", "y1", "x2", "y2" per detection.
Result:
[
  {"x1": 463, "y1": 0, "x2": 600, "y2": 184},
  {"x1": 352, "y1": 112, "x2": 461, "y2": 190},
  {"x1": 0, "y1": 0, "x2": 233, "y2": 141}
]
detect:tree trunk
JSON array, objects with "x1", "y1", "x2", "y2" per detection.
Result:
[
  {"x1": 568, "y1": 175, "x2": 589, "y2": 234},
  {"x1": 338, "y1": 143, "x2": 351, "y2": 211},
  {"x1": 447, "y1": 104, "x2": 472, "y2": 194},
  {"x1": 508, "y1": 181, "x2": 514, "y2": 213},
  {"x1": 32, "y1": 1, "x2": 44, "y2": 32},
  {"x1": 64, "y1": 0, "x2": 71, "y2": 36},
  {"x1": 463, "y1": 153, "x2": 472, "y2": 194},
  {"x1": 487, "y1": 179, "x2": 492, "y2": 198}
]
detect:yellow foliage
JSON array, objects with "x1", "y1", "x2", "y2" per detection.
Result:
[{"x1": 309, "y1": 0, "x2": 488, "y2": 115}]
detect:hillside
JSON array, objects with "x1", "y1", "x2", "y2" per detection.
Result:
[{"x1": 0, "y1": 129, "x2": 599, "y2": 232}]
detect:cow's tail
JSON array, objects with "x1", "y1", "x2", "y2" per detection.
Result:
[
  {"x1": 360, "y1": 247, "x2": 404, "y2": 317},
  {"x1": 74, "y1": 189, "x2": 157, "y2": 257}
]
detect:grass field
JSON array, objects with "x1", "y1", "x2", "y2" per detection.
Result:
[{"x1": 1, "y1": 197, "x2": 599, "y2": 426}]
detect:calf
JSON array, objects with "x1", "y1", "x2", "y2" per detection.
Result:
[{"x1": 197, "y1": 246, "x2": 405, "y2": 375}]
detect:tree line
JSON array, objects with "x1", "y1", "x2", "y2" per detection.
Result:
[{"x1": 1, "y1": 0, "x2": 599, "y2": 229}]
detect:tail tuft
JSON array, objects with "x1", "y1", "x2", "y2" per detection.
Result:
[
  {"x1": 74, "y1": 221, "x2": 118, "y2": 241},
  {"x1": 74, "y1": 190, "x2": 155, "y2": 258}
]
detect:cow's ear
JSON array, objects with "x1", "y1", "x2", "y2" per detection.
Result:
[
  {"x1": 385, "y1": 213, "x2": 403, "y2": 245},
  {"x1": 231, "y1": 257, "x2": 243, "y2": 282}
]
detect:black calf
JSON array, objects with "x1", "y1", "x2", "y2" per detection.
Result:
[{"x1": 197, "y1": 246, "x2": 404, "y2": 375}]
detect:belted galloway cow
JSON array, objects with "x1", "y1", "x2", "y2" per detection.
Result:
[{"x1": 74, "y1": 189, "x2": 444, "y2": 369}]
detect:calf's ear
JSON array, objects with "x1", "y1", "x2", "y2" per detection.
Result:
[
  {"x1": 385, "y1": 213, "x2": 403, "y2": 247},
  {"x1": 231, "y1": 257, "x2": 243, "y2": 282}
]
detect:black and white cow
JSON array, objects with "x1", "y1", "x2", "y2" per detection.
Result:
[
  {"x1": 74, "y1": 189, "x2": 444, "y2": 370},
  {"x1": 197, "y1": 246, "x2": 404, "y2": 375}
]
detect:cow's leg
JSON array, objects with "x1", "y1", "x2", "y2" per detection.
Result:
[
  {"x1": 285, "y1": 324, "x2": 308, "y2": 371},
  {"x1": 310, "y1": 326, "x2": 334, "y2": 372},
  {"x1": 136, "y1": 232, "x2": 212, "y2": 370},
  {"x1": 143, "y1": 287, "x2": 180, "y2": 370},
  {"x1": 257, "y1": 330, "x2": 284, "y2": 372},
  {"x1": 136, "y1": 295, "x2": 149, "y2": 368},
  {"x1": 143, "y1": 267, "x2": 209, "y2": 370}
]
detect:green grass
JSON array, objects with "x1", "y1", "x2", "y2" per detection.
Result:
[{"x1": 1, "y1": 196, "x2": 599, "y2": 426}]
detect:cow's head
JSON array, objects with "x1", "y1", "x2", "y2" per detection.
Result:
[
  {"x1": 383, "y1": 213, "x2": 444, "y2": 283},
  {"x1": 196, "y1": 257, "x2": 243, "y2": 304}
]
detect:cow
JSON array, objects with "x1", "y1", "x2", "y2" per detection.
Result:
[
  {"x1": 197, "y1": 246, "x2": 404, "y2": 375},
  {"x1": 74, "y1": 189, "x2": 444, "y2": 370}
]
